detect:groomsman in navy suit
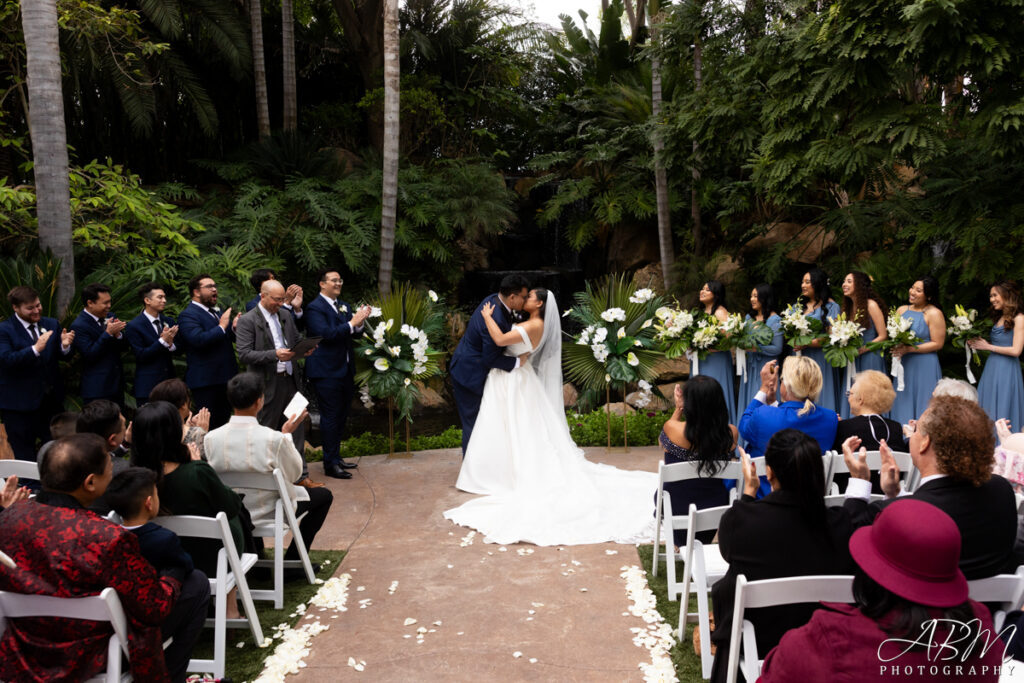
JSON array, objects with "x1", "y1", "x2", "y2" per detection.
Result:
[
  {"x1": 0, "y1": 286, "x2": 75, "y2": 462},
  {"x1": 449, "y1": 274, "x2": 529, "y2": 455},
  {"x1": 125, "y1": 282, "x2": 179, "y2": 404},
  {"x1": 176, "y1": 274, "x2": 238, "y2": 429},
  {"x1": 70, "y1": 283, "x2": 129, "y2": 405},
  {"x1": 304, "y1": 268, "x2": 370, "y2": 479}
]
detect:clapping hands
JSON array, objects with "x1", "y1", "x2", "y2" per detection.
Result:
[{"x1": 739, "y1": 446, "x2": 760, "y2": 498}]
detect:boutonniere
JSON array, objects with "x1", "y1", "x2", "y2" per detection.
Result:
[{"x1": 340, "y1": 304, "x2": 349, "y2": 314}]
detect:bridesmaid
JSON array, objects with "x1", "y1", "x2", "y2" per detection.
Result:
[
  {"x1": 890, "y1": 276, "x2": 945, "y2": 425},
  {"x1": 695, "y1": 280, "x2": 737, "y2": 424},
  {"x1": 738, "y1": 283, "x2": 783, "y2": 416},
  {"x1": 970, "y1": 280, "x2": 1024, "y2": 431},
  {"x1": 794, "y1": 268, "x2": 841, "y2": 413},
  {"x1": 839, "y1": 271, "x2": 888, "y2": 418}
]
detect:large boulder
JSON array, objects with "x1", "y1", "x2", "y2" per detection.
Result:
[
  {"x1": 563, "y1": 383, "x2": 579, "y2": 408},
  {"x1": 607, "y1": 225, "x2": 660, "y2": 272},
  {"x1": 651, "y1": 357, "x2": 691, "y2": 382},
  {"x1": 625, "y1": 390, "x2": 670, "y2": 413},
  {"x1": 599, "y1": 401, "x2": 635, "y2": 416},
  {"x1": 741, "y1": 221, "x2": 835, "y2": 264},
  {"x1": 415, "y1": 383, "x2": 448, "y2": 409},
  {"x1": 631, "y1": 262, "x2": 667, "y2": 295}
]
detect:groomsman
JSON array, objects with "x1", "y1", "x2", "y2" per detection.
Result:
[
  {"x1": 236, "y1": 279, "x2": 321, "y2": 488},
  {"x1": 304, "y1": 268, "x2": 370, "y2": 479},
  {"x1": 125, "y1": 282, "x2": 179, "y2": 404},
  {"x1": 0, "y1": 286, "x2": 74, "y2": 462},
  {"x1": 70, "y1": 283, "x2": 128, "y2": 405},
  {"x1": 176, "y1": 274, "x2": 237, "y2": 429}
]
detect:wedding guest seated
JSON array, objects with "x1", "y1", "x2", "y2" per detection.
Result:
[
  {"x1": 844, "y1": 395, "x2": 1017, "y2": 579},
  {"x1": 657, "y1": 377, "x2": 737, "y2": 546},
  {"x1": 932, "y1": 377, "x2": 979, "y2": 402},
  {"x1": 0, "y1": 434, "x2": 209, "y2": 683},
  {"x1": 106, "y1": 467, "x2": 196, "y2": 578},
  {"x1": 760, "y1": 499, "x2": 1002, "y2": 682},
  {"x1": 709, "y1": 429, "x2": 855, "y2": 683},
  {"x1": 76, "y1": 399, "x2": 130, "y2": 470},
  {"x1": 149, "y1": 378, "x2": 211, "y2": 461},
  {"x1": 831, "y1": 370, "x2": 907, "y2": 493},
  {"x1": 130, "y1": 400, "x2": 252, "y2": 618},
  {"x1": 739, "y1": 356, "x2": 839, "y2": 460},
  {"x1": 36, "y1": 411, "x2": 80, "y2": 467},
  {"x1": 206, "y1": 372, "x2": 332, "y2": 578}
]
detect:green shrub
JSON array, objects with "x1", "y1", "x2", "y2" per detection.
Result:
[{"x1": 568, "y1": 409, "x2": 669, "y2": 447}]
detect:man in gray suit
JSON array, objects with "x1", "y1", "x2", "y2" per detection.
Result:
[{"x1": 235, "y1": 280, "x2": 321, "y2": 488}]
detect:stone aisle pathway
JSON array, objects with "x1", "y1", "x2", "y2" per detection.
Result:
[{"x1": 293, "y1": 446, "x2": 664, "y2": 682}]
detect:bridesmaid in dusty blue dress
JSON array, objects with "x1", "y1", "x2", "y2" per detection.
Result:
[
  {"x1": 971, "y1": 280, "x2": 1024, "y2": 430},
  {"x1": 695, "y1": 280, "x2": 737, "y2": 424},
  {"x1": 794, "y1": 268, "x2": 841, "y2": 413},
  {"x1": 890, "y1": 276, "x2": 946, "y2": 425},
  {"x1": 738, "y1": 283, "x2": 783, "y2": 416},
  {"x1": 839, "y1": 271, "x2": 889, "y2": 418}
]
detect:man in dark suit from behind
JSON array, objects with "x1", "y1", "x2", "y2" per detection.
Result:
[
  {"x1": 70, "y1": 283, "x2": 129, "y2": 405},
  {"x1": 125, "y1": 282, "x2": 179, "y2": 405},
  {"x1": 236, "y1": 279, "x2": 320, "y2": 487},
  {"x1": 304, "y1": 268, "x2": 370, "y2": 479},
  {"x1": 449, "y1": 274, "x2": 528, "y2": 455},
  {"x1": 844, "y1": 394, "x2": 1018, "y2": 579},
  {"x1": 0, "y1": 285, "x2": 74, "y2": 462},
  {"x1": 175, "y1": 274, "x2": 238, "y2": 429}
]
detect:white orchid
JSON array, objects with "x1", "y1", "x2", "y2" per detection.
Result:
[
  {"x1": 578, "y1": 326, "x2": 592, "y2": 345},
  {"x1": 388, "y1": 345, "x2": 401, "y2": 357},
  {"x1": 359, "y1": 385, "x2": 374, "y2": 409},
  {"x1": 629, "y1": 288, "x2": 655, "y2": 304},
  {"x1": 374, "y1": 358, "x2": 389, "y2": 372},
  {"x1": 369, "y1": 306, "x2": 382, "y2": 318},
  {"x1": 591, "y1": 343, "x2": 610, "y2": 363},
  {"x1": 601, "y1": 307, "x2": 626, "y2": 322},
  {"x1": 593, "y1": 327, "x2": 609, "y2": 343}
]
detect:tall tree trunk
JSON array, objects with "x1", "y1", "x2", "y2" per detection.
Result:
[
  {"x1": 330, "y1": 0, "x2": 385, "y2": 150},
  {"x1": 650, "y1": 2, "x2": 673, "y2": 289},
  {"x1": 21, "y1": 0, "x2": 75, "y2": 315},
  {"x1": 282, "y1": 0, "x2": 297, "y2": 130},
  {"x1": 249, "y1": 0, "x2": 271, "y2": 139},
  {"x1": 691, "y1": 34, "x2": 703, "y2": 257},
  {"x1": 378, "y1": 0, "x2": 399, "y2": 294}
]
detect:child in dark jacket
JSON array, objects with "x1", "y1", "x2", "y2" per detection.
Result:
[{"x1": 106, "y1": 467, "x2": 194, "y2": 577}]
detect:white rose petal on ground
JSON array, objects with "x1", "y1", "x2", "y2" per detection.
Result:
[
  {"x1": 388, "y1": 581, "x2": 399, "y2": 594},
  {"x1": 620, "y1": 565, "x2": 679, "y2": 683},
  {"x1": 513, "y1": 651, "x2": 523, "y2": 659},
  {"x1": 404, "y1": 618, "x2": 417, "y2": 626}
]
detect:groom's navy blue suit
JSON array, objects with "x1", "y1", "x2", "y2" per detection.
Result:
[{"x1": 450, "y1": 293, "x2": 517, "y2": 455}]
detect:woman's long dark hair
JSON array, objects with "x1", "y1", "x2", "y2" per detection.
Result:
[
  {"x1": 854, "y1": 567, "x2": 978, "y2": 648},
  {"x1": 802, "y1": 268, "x2": 832, "y2": 332},
  {"x1": 918, "y1": 275, "x2": 942, "y2": 312},
  {"x1": 130, "y1": 400, "x2": 190, "y2": 480},
  {"x1": 989, "y1": 280, "x2": 1022, "y2": 330},
  {"x1": 764, "y1": 429, "x2": 828, "y2": 537},
  {"x1": 842, "y1": 271, "x2": 886, "y2": 329},
  {"x1": 683, "y1": 376, "x2": 733, "y2": 476},
  {"x1": 701, "y1": 280, "x2": 727, "y2": 315},
  {"x1": 749, "y1": 283, "x2": 777, "y2": 320}
]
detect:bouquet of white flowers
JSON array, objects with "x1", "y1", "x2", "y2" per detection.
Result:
[
  {"x1": 946, "y1": 304, "x2": 993, "y2": 383},
  {"x1": 653, "y1": 306, "x2": 720, "y2": 374},
  {"x1": 823, "y1": 313, "x2": 865, "y2": 369},
  {"x1": 354, "y1": 284, "x2": 445, "y2": 421},
  {"x1": 866, "y1": 307, "x2": 921, "y2": 391},
  {"x1": 780, "y1": 305, "x2": 825, "y2": 352},
  {"x1": 717, "y1": 313, "x2": 775, "y2": 382}
]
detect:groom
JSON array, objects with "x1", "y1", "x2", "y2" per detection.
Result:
[{"x1": 449, "y1": 274, "x2": 530, "y2": 456}]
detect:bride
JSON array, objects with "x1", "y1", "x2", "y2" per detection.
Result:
[{"x1": 443, "y1": 287, "x2": 658, "y2": 546}]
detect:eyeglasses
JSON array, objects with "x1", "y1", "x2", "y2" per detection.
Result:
[
  {"x1": 324, "y1": 278, "x2": 344, "y2": 285},
  {"x1": 268, "y1": 295, "x2": 287, "y2": 303},
  {"x1": 200, "y1": 283, "x2": 217, "y2": 290}
]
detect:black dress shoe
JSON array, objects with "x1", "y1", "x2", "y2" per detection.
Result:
[
  {"x1": 284, "y1": 563, "x2": 321, "y2": 582},
  {"x1": 338, "y1": 459, "x2": 358, "y2": 469},
  {"x1": 325, "y1": 464, "x2": 353, "y2": 479}
]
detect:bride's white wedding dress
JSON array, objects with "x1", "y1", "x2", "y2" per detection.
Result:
[{"x1": 443, "y1": 292, "x2": 658, "y2": 546}]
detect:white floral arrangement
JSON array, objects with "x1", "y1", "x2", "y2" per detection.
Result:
[
  {"x1": 946, "y1": 304, "x2": 993, "y2": 384},
  {"x1": 780, "y1": 305, "x2": 824, "y2": 349},
  {"x1": 822, "y1": 313, "x2": 865, "y2": 369},
  {"x1": 866, "y1": 306, "x2": 922, "y2": 392}
]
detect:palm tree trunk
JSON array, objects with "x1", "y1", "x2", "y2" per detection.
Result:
[
  {"x1": 282, "y1": 0, "x2": 297, "y2": 130},
  {"x1": 649, "y1": 0, "x2": 673, "y2": 289},
  {"x1": 249, "y1": 0, "x2": 271, "y2": 139},
  {"x1": 378, "y1": 0, "x2": 399, "y2": 294},
  {"x1": 21, "y1": 0, "x2": 75, "y2": 315},
  {"x1": 691, "y1": 34, "x2": 703, "y2": 256}
]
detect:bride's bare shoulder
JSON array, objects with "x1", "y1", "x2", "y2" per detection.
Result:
[{"x1": 519, "y1": 318, "x2": 544, "y2": 345}]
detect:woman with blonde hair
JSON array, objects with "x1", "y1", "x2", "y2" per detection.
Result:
[{"x1": 739, "y1": 356, "x2": 839, "y2": 460}]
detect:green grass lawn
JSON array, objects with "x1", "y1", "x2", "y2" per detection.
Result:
[
  {"x1": 636, "y1": 544, "x2": 708, "y2": 682},
  {"x1": 190, "y1": 549, "x2": 346, "y2": 682}
]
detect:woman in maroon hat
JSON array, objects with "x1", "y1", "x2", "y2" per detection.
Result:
[{"x1": 760, "y1": 499, "x2": 1004, "y2": 682}]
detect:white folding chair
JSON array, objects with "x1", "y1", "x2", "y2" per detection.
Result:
[
  {"x1": 725, "y1": 574, "x2": 855, "y2": 683},
  {"x1": 652, "y1": 459, "x2": 744, "y2": 583},
  {"x1": 968, "y1": 566, "x2": 1024, "y2": 631},
  {"x1": 216, "y1": 468, "x2": 316, "y2": 608},
  {"x1": 823, "y1": 493, "x2": 885, "y2": 507},
  {"x1": 826, "y1": 450, "x2": 913, "y2": 494},
  {"x1": 0, "y1": 460, "x2": 40, "y2": 482},
  {"x1": 153, "y1": 512, "x2": 264, "y2": 679},
  {"x1": 0, "y1": 587, "x2": 132, "y2": 683},
  {"x1": 678, "y1": 503, "x2": 733, "y2": 679}
]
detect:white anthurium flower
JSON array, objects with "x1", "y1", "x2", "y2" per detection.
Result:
[
  {"x1": 626, "y1": 352, "x2": 640, "y2": 366},
  {"x1": 385, "y1": 318, "x2": 394, "y2": 330},
  {"x1": 403, "y1": 378, "x2": 411, "y2": 386},
  {"x1": 617, "y1": 327, "x2": 626, "y2": 339},
  {"x1": 633, "y1": 339, "x2": 643, "y2": 347},
  {"x1": 428, "y1": 290, "x2": 438, "y2": 302},
  {"x1": 605, "y1": 373, "x2": 612, "y2": 383},
  {"x1": 374, "y1": 358, "x2": 389, "y2": 372},
  {"x1": 364, "y1": 349, "x2": 373, "y2": 355},
  {"x1": 562, "y1": 307, "x2": 573, "y2": 318},
  {"x1": 641, "y1": 318, "x2": 653, "y2": 329}
]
